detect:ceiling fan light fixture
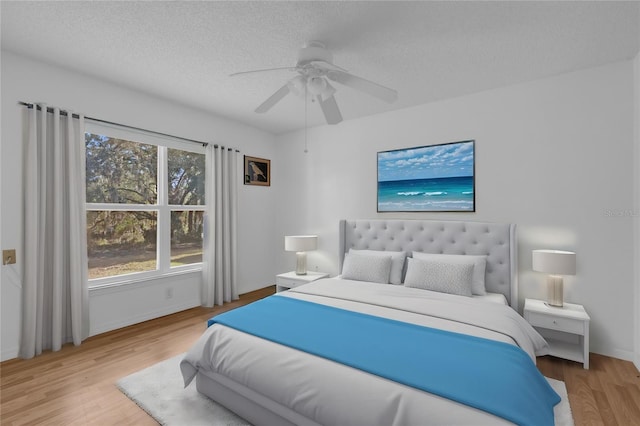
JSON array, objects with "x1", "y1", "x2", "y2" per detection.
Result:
[
  {"x1": 307, "y1": 76, "x2": 327, "y2": 96},
  {"x1": 319, "y1": 81, "x2": 336, "y2": 102},
  {"x1": 287, "y1": 75, "x2": 307, "y2": 97}
]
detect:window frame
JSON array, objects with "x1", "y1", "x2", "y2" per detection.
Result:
[{"x1": 85, "y1": 122, "x2": 206, "y2": 288}]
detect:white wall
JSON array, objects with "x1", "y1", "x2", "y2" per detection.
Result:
[
  {"x1": 0, "y1": 51, "x2": 278, "y2": 361},
  {"x1": 634, "y1": 51, "x2": 640, "y2": 370},
  {"x1": 275, "y1": 60, "x2": 636, "y2": 361}
]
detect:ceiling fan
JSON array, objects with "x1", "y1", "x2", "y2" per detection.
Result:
[{"x1": 231, "y1": 41, "x2": 398, "y2": 125}]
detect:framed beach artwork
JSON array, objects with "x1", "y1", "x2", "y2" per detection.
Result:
[
  {"x1": 377, "y1": 140, "x2": 475, "y2": 212},
  {"x1": 244, "y1": 155, "x2": 271, "y2": 186}
]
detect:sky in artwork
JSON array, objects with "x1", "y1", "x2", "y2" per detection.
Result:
[{"x1": 377, "y1": 141, "x2": 474, "y2": 182}]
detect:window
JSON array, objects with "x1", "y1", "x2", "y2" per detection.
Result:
[{"x1": 85, "y1": 123, "x2": 205, "y2": 285}]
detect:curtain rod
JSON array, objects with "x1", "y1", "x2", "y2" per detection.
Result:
[{"x1": 19, "y1": 101, "x2": 240, "y2": 151}]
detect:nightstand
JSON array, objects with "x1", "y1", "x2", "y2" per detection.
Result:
[
  {"x1": 276, "y1": 271, "x2": 329, "y2": 292},
  {"x1": 524, "y1": 298, "x2": 590, "y2": 369}
]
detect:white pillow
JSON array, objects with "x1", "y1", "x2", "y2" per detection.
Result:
[
  {"x1": 412, "y1": 252, "x2": 487, "y2": 295},
  {"x1": 349, "y1": 249, "x2": 406, "y2": 285},
  {"x1": 403, "y1": 257, "x2": 474, "y2": 297},
  {"x1": 341, "y1": 252, "x2": 392, "y2": 284}
]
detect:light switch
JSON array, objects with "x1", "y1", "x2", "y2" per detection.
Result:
[{"x1": 3, "y1": 249, "x2": 16, "y2": 265}]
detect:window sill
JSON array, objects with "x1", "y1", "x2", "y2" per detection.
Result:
[{"x1": 88, "y1": 267, "x2": 201, "y2": 294}]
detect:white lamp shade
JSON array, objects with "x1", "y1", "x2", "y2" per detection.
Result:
[
  {"x1": 285, "y1": 235, "x2": 318, "y2": 252},
  {"x1": 532, "y1": 250, "x2": 576, "y2": 275}
]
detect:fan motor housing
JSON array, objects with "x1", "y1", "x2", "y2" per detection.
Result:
[{"x1": 297, "y1": 41, "x2": 333, "y2": 66}]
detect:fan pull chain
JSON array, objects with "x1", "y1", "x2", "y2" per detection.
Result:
[{"x1": 304, "y1": 81, "x2": 308, "y2": 153}]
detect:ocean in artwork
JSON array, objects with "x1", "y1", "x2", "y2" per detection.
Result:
[{"x1": 377, "y1": 176, "x2": 474, "y2": 211}]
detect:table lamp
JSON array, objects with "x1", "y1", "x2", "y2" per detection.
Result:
[
  {"x1": 532, "y1": 249, "x2": 576, "y2": 307},
  {"x1": 285, "y1": 235, "x2": 318, "y2": 275}
]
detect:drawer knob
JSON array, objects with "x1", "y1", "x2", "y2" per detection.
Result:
[{"x1": 553, "y1": 320, "x2": 557, "y2": 324}]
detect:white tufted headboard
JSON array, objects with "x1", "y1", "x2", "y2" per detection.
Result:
[{"x1": 338, "y1": 219, "x2": 518, "y2": 309}]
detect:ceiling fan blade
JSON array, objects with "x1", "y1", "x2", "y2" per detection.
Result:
[
  {"x1": 255, "y1": 84, "x2": 291, "y2": 113},
  {"x1": 317, "y1": 95, "x2": 343, "y2": 125},
  {"x1": 230, "y1": 66, "x2": 295, "y2": 77},
  {"x1": 327, "y1": 70, "x2": 398, "y2": 103},
  {"x1": 307, "y1": 60, "x2": 348, "y2": 73}
]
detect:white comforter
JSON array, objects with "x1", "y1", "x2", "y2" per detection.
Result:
[{"x1": 181, "y1": 278, "x2": 550, "y2": 426}]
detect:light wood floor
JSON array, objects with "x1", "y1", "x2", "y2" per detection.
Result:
[
  {"x1": 1, "y1": 286, "x2": 638, "y2": 425},
  {"x1": 538, "y1": 353, "x2": 640, "y2": 425}
]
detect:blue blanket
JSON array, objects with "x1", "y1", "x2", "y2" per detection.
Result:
[{"x1": 208, "y1": 296, "x2": 560, "y2": 425}]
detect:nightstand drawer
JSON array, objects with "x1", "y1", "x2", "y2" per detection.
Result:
[
  {"x1": 527, "y1": 311, "x2": 585, "y2": 335},
  {"x1": 276, "y1": 277, "x2": 302, "y2": 289}
]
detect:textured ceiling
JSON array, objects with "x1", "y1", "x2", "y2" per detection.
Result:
[{"x1": 2, "y1": 1, "x2": 639, "y2": 134}]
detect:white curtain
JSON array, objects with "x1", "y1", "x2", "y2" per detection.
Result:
[
  {"x1": 20, "y1": 104, "x2": 90, "y2": 359},
  {"x1": 202, "y1": 145, "x2": 239, "y2": 306}
]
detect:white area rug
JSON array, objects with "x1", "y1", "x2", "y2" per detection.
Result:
[
  {"x1": 117, "y1": 354, "x2": 574, "y2": 426},
  {"x1": 117, "y1": 354, "x2": 250, "y2": 426}
]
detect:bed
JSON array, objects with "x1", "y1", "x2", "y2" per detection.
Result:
[{"x1": 181, "y1": 219, "x2": 558, "y2": 425}]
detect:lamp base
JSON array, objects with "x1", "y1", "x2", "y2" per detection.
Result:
[
  {"x1": 546, "y1": 275, "x2": 564, "y2": 307},
  {"x1": 295, "y1": 252, "x2": 307, "y2": 275}
]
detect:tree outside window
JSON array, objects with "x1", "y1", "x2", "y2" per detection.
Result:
[{"x1": 85, "y1": 133, "x2": 205, "y2": 282}]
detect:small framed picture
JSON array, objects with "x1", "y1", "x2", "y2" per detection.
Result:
[{"x1": 244, "y1": 155, "x2": 271, "y2": 186}]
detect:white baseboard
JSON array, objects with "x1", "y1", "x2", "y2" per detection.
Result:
[
  {"x1": 89, "y1": 298, "x2": 200, "y2": 336},
  {"x1": 591, "y1": 346, "x2": 635, "y2": 363},
  {"x1": 635, "y1": 353, "x2": 640, "y2": 372},
  {"x1": 1, "y1": 300, "x2": 200, "y2": 362}
]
